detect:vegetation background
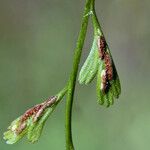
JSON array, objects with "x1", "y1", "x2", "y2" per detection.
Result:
[{"x1": 0, "y1": 0, "x2": 150, "y2": 149}]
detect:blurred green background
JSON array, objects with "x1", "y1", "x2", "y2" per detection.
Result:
[{"x1": 0, "y1": 0, "x2": 150, "y2": 149}]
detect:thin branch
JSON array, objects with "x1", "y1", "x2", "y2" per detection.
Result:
[{"x1": 65, "y1": 0, "x2": 92, "y2": 149}]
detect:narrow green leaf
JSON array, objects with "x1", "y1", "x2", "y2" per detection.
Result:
[{"x1": 78, "y1": 37, "x2": 99, "y2": 84}]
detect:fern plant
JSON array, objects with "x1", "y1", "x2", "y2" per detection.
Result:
[{"x1": 3, "y1": 0, "x2": 121, "y2": 149}]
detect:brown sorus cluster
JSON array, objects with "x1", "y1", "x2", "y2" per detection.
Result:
[
  {"x1": 33, "y1": 96, "x2": 57, "y2": 122},
  {"x1": 98, "y1": 35, "x2": 113, "y2": 93},
  {"x1": 98, "y1": 36, "x2": 106, "y2": 59},
  {"x1": 101, "y1": 53, "x2": 113, "y2": 93},
  {"x1": 104, "y1": 52, "x2": 113, "y2": 81},
  {"x1": 98, "y1": 36, "x2": 113, "y2": 92},
  {"x1": 97, "y1": 35, "x2": 113, "y2": 79},
  {"x1": 15, "y1": 96, "x2": 57, "y2": 134},
  {"x1": 21, "y1": 104, "x2": 43, "y2": 123}
]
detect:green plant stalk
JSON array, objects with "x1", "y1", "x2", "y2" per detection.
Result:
[
  {"x1": 65, "y1": 0, "x2": 92, "y2": 149},
  {"x1": 91, "y1": 0, "x2": 103, "y2": 36}
]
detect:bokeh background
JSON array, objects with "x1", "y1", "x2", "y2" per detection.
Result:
[{"x1": 0, "y1": 0, "x2": 150, "y2": 150}]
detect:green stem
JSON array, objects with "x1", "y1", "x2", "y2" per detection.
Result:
[
  {"x1": 91, "y1": 0, "x2": 103, "y2": 36},
  {"x1": 65, "y1": 0, "x2": 92, "y2": 149},
  {"x1": 57, "y1": 86, "x2": 68, "y2": 102}
]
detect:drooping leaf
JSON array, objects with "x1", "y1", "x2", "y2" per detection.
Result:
[
  {"x1": 3, "y1": 96, "x2": 58, "y2": 144},
  {"x1": 78, "y1": 34, "x2": 121, "y2": 107}
]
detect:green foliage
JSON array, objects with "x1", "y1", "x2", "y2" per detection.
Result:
[
  {"x1": 3, "y1": 96, "x2": 59, "y2": 144},
  {"x1": 78, "y1": 35, "x2": 121, "y2": 107},
  {"x1": 3, "y1": 107, "x2": 53, "y2": 144},
  {"x1": 78, "y1": 0, "x2": 121, "y2": 107},
  {"x1": 3, "y1": 0, "x2": 121, "y2": 149},
  {"x1": 78, "y1": 37, "x2": 99, "y2": 84}
]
